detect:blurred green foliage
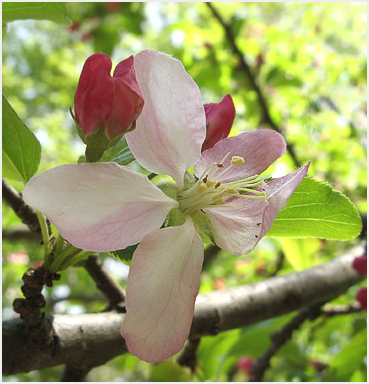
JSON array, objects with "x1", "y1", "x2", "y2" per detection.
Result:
[{"x1": 2, "y1": 2, "x2": 366, "y2": 382}]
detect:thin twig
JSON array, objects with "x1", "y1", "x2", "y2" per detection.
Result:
[
  {"x1": 177, "y1": 338, "x2": 201, "y2": 372},
  {"x1": 205, "y1": 2, "x2": 301, "y2": 168},
  {"x1": 2, "y1": 229, "x2": 41, "y2": 241},
  {"x1": 60, "y1": 365, "x2": 91, "y2": 382},
  {"x1": 2, "y1": 178, "x2": 41, "y2": 233},
  {"x1": 248, "y1": 304, "x2": 323, "y2": 382},
  {"x1": 84, "y1": 255, "x2": 126, "y2": 310},
  {"x1": 323, "y1": 303, "x2": 363, "y2": 316}
]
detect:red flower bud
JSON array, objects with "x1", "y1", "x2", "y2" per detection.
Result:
[
  {"x1": 236, "y1": 357, "x2": 255, "y2": 376},
  {"x1": 356, "y1": 287, "x2": 367, "y2": 310},
  {"x1": 202, "y1": 94, "x2": 236, "y2": 152},
  {"x1": 73, "y1": 53, "x2": 143, "y2": 146},
  {"x1": 352, "y1": 255, "x2": 367, "y2": 276}
]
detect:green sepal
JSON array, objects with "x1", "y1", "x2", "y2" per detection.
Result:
[
  {"x1": 99, "y1": 136, "x2": 135, "y2": 166},
  {"x1": 183, "y1": 170, "x2": 197, "y2": 191},
  {"x1": 157, "y1": 182, "x2": 178, "y2": 200},
  {"x1": 110, "y1": 243, "x2": 138, "y2": 262},
  {"x1": 164, "y1": 208, "x2": 186, "y2": 227},
  {"x1": 76, "y1": 123, "x2": 124, "y2": 162},
  {"x1": 191, "y1": 210, "x2": 215, "y2": 244}
]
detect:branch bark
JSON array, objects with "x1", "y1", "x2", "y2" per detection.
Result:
[{"x1": 3, "y1": 245, "x2": 364, "y2": 376}]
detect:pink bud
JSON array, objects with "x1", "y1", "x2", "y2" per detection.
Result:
[
  {"x1": 202, "y1": 94, "x2": 236, "y2": 152},
  {"x1": 236, "y1": 357, "x2": 255, "y2": 376},
  {"x1": 356, "y1": 287, "x2": 367, "y2": 310},
  {"x1": 73, "y1": 53, "x2": 144, "y2": 142},
  {"x1": 352, "y1": 255, "x2": 367, "y2": 276}
]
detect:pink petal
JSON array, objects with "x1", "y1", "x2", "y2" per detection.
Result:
[
  {"x1": 260, "y1": 163, "x2": 310, "y2": 238},
  {"x1": 121, "y1": 218, "x2": 204, "y2": 363},
  {"x1": 204, "y1": 197, "x2": 268, "y2": 256},
  {"x1": 22, "y1": 163, "x2": 178, "y2": 251},
  {"x1": 194, "y1": 130, "x2": 287, "y2": 183},
  {"x1": 126, "y1": 50, "x2": 206, "y2": 190}
]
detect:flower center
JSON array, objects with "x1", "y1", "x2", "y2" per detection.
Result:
[{"x1": 178, "y1": 153, "x2": 266, "y2": 215}]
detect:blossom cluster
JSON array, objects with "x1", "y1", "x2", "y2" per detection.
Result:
[{"x1": 23, "y1": 50, "x2": 309, "y2": 363}]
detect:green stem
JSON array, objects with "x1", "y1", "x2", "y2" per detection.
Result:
[
  {"x1": 36, "y1": 211, "x2": 51, "y2": 264},
  {"x1": 48, "y1": 243, "x2": 79, "y2": 273},
  {"x1": 53, "y1": 233, "x2": 65, "y2": 255},
  {"x1": 58, "y1": 250, "x2": 96, "y2": 271}
]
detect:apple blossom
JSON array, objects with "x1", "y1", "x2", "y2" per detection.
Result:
[
  {"x1": 202, "y1": 94, "x2": 235, "y2": 151},
  {"x1": 73, "y1": 53, "x2": 144, "y2": 161},
  {"x1": 23, "y1": 49, "x2": 310, "y2": 363}
]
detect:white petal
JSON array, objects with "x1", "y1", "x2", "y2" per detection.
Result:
[
  {"x1": 22, "y1": 163, "x2": 178, "y2": 251},
  {"x1": 204, "y1": 197, "x2": 268, "y2": 256},
  {"x1": 121, "y1": 218, "x2": 204, "y2": 363},
  {"x1": 126, "y1": 50, "x2": 206, "y2": 190}
]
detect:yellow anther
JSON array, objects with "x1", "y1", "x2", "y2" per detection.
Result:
[
  {"x1": 231, "y1": 156, "x2": 245, "y2": 165},
  {"x1": 227, "y1": 188, "x2": 239, "y2": 194},
  {"x1": 214, "y1": 198, "x2": 227, "y2": 205},
  {"x1": 197, "y1": 182, "x2": 207, "y2": 193},
  {"x1": 205, "y1": 179, "x2": 217, "y2": 187}
]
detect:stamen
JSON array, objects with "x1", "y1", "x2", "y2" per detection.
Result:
[
  {"x1": 214, "y1": 198, "x2": 226, "y2": 205},
  {"x1": 206, "y1": 179, "x2": 217, "y2": 187},
  {"x1": 178, "y1": 152, "x2": 266, "y2": 215},
  {"x1": 231, "y1": 156, "x2": 245, "y2": 165},
  {"x1": 197, "y1": 182, "x2": 207, "y2": 193}
]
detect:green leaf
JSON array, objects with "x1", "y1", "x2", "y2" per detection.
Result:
[
  {"x1": 2, "y1": 2, "x2": 71, "y2": 25},
  {"x1": 99, "y1": 136, "x2": 135, "y2": 166},
  {"x1": 149, "y1": 360, "x2": 191, "y2": 382},
  {"x1": 267, "y1": 177, "x2": 362, "y2": 240},
  {"x1": 324, "y1": 328, "x2": 367, "y2": 382},
  {"x1": 2, "y1": 95, "x2": 41, "y2": 183},
  {"x1": 280, "y1": 238, "x2": 321, "y2": 271}
]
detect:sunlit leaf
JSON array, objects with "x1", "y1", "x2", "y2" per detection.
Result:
[
  {"x1": 280, "y1": 238, "x2": 321, "y2": 271},
  {"x1": 267, "y1": 177, "x2": 362, "y2": 240},
  {"x1": 2, "y1": 2, "x2": 71, "y2": 25},
  {"x1": 324, "y1": 328, "x2": 367, "y2": 382},
  {"x1": 2, "y1": 95, "x2": 41, "y2": 183}
]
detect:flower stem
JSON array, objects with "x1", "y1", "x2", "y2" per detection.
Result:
[
  {"x1": 58, "y1": 250, "x2": 96, "y2": 271},
  {"x1": 36, "y1": 211, "x2": 51, "y2": 265},
  {"x1": 48, "y1": 243, "x2": 79, "y2": 273}
]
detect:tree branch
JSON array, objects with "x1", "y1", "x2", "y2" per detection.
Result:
[
  {"x1": 3, "y1": 245, "x2": 364, "y2": 376},
  {"x1": 205, "y1": 2, "x2": 301, "y2": 168}
]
